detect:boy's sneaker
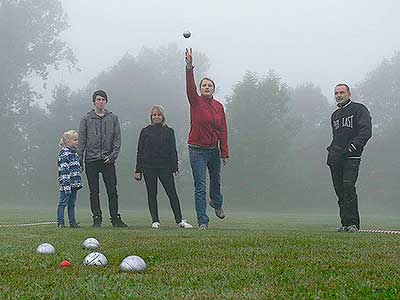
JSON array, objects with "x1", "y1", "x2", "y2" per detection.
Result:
[
  {"x1": 151, "y1": 222, "x2": 160, "y2": 229},
  {"x1": 57, "y1": 223, "x2": 65, "y2": 228},
  {"x1": 209, "y1": 200, "x2": 225, "y2": 219},
  {"x1": 111, "y1": 214, "x2": 128, "y2": 227},
  {"x1": 177, "y1": 220, "x2": 193, "y2": 229},
  {"x1": 92, "y1": 216, "x2": 102, "y2": 228},
  {"x1": 199, "y1": 224, "x2": 208, "y2": 230},
  {"x1": 346, "y1": 225, "x2": 359, "y2": 233},
  {"x1": 335, "y1": 226, "x2": 347, "y2": 232},
  {"x1": 70, "y1": 223, "x2": 80, "y2": 228}
]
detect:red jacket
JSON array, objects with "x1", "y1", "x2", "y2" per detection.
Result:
[{"x1": 186, "y1": 68, "x2": 229, "y2": 158}]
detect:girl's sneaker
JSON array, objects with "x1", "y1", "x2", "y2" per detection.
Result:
[
  {"x1": 177, "y1": 220, "x2": 193, "y2": 229},
  {"x1": 70, "y1": 223, "x2": 80, "y2": 228},
  {"x1": 57, "y1": 223, "x2": 65, "y2": 228},
  {"x1": 151, "y1": 222, "x2": 160, "y2": 229}
]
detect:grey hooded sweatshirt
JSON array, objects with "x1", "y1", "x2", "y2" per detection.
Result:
[{"x1": 78, "y1": 109, "x2": 121, "y2": 163}]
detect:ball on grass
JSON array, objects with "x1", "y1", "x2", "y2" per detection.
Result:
[
  {"x1": 83, "y1": 252, "x2": 108, "y2": 267},
  {"x1": 60, "y1": 260, "x2": 71, "y2": 268},
  {"x1": 82, "y1": 237, "x2": 100, "y2": 250},
  {"x1": 36, "y1": 243, "x2": 55, "y2": 255},
  {"x1": 119, "y1": 255, "x2": 147, "y2": 273}
]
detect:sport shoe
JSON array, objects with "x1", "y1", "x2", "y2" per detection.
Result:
[
  {"x1": 92, "y1": 216, "x2": 102, "y2": 228},
  {"x1": 177, "y1": 220, "x2": 193, "y2": 229},
  {"x1": 199, "y1": 224, "x2": 208, "y2": 230},
  {"x1": 151, "y1": 222, "x2": 160, "y2": 229},
  {"x1": 57, "y1": 223, "x2": 65, "y2": 228},
  {"x1": 111, "y1": 214, "x2": 128, "y2": 227},
  {"x1": 335, "y1": 226, "x2": 347, "y2": 232},
  {"x1": 346, "y1": 225, "x2": 359, "y2": 233},
  {"x1": 209, "y1": 200, "x2": 225, "y2": 219},
  {"x1": 70, "y1": 223, "x2": 80, "y2": 228},
  {"x1": 214, "y1": 207, "x2": 225, "y2": 219}
]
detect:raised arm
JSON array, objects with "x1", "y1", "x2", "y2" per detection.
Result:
[{"x1": 185, "y1": 48, "x2": 199, "y2": 104}]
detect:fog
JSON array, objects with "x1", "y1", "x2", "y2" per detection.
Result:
[
  {"x1": 2, "y1": 0, "x2": 400, "y2": 217},
  {"x1": 48, "y1": 0, "x2": 400, "y2": 102}
]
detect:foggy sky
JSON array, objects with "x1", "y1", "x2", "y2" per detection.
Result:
[{"x1": 43, "y1": 0, "x2": 400, "y2": 103}]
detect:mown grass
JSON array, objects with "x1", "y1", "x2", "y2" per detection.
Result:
[{"x1": 0, "y1": 209, "x2": 400, "y2": 299}]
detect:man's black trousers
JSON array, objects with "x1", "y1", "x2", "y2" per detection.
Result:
[{"x1": 329, "y1": 159, "x2": 361, "y2": 229}]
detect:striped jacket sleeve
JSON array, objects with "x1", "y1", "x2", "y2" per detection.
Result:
[{"x1": 58, "y1": 149, "x2": 72, "y2": 194}]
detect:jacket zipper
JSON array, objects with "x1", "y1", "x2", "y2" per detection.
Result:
[{"x1": 100, "y1": 118, "x2": 103, "y2": 159}]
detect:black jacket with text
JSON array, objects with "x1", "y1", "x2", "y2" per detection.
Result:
[{"x1": 327, "y1": 100, "x2": 372, "y2": 165}]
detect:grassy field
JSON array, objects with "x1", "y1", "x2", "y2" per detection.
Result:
[{"x1": 0, "y1": 208, "x2": 400, "y2": 299}]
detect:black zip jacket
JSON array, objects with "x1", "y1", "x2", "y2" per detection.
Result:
[
  {"x1": 135, "y1": 124, "x2": 178, "y2": 173},
  {"x1": 327, "y1": 100, "x2": 372, "y2": 164}
]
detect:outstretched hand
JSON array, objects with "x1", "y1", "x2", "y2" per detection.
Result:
[{"x1": 185, "y1": 48, "x2": 193, "y2": 68}]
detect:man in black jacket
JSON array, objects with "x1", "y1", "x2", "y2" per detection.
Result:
[
  {"x1": 78, "y1": 90, "x2": 127, "y2": 227},
  {"x1": 327, "y1": 83, "x2": 372, "y2": 233}
]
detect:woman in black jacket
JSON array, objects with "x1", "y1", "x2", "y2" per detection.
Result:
[{"x1": 133, "y1": 105, "x2": 193, "y2": 229}]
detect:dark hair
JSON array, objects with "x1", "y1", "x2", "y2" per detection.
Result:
[
  {"x1": 92, "y1": 90, "x2": 108, "y2": 103},
  {"x1": 200, "y1": 77, "x2": 215, "y2": 92},
  {"x1": 335, "y1": 83, "x2": 350, "y2": 93}
]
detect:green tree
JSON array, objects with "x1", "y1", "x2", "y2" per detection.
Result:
[
  {"x1": 0, "y1": 0, "x2": 75, "y2": 205},
  {"x1": 285, "y1": 83, "x2": 333, "y2": 211},
  {"x1": 355, "y1": 51, "x2": 400, "y2": 134},
  {"x1": 224, "y1": 71, "x2": 296, "y2": 209},
  {"x1": 352, "y1": 52, "x2": 400, "y2": 213}
]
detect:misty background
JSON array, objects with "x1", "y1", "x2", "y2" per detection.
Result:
[{"x1": 1, "y1": 0, "x2": 400, "y2": 216}]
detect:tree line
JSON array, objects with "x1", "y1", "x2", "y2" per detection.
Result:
[{"x1": 1, "y1": 0, "x2": 399, "y2": 214}]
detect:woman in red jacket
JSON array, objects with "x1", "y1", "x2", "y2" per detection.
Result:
[{"x1": 185, "y1": 48, "x2": 229, "y2": 230}]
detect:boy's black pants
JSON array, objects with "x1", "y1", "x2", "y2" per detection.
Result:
[{"x1": 85, "y1": 160, "x2": 119, "y2": 219}]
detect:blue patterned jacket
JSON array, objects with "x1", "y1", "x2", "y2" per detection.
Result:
[{"x1": 58, "y1": 147, "x2": 83, "y2": 194}]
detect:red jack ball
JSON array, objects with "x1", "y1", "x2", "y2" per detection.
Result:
[{"x1": 60, "y1": 260, "x2": 71, "y2": 268}]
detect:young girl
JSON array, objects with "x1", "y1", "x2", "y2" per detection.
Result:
[
  {"x1": 133, "y1": 105, "x2": 193, "y2": 229},
  {"x1": 57, "y1": 130, "x2": 82, "y2": 228}
]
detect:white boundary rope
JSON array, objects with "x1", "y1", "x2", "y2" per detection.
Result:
[
  {"x1": 0, "y1": 221, "x2": 57, "y2": 228},
  {"x1": 0, "y1": 222, "x2": 399, "y2": 234},
  {"x1": 359, "y1": 229, "x2": 400, "y2": 234}
]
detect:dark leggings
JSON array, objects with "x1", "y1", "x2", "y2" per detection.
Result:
[{"x1": 143, "y1": 168, "x2": 183, "y2": 223}]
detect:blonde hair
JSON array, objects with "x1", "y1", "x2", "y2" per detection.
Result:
[
  {"x1": 149, "y1": 105, "x2": 166, "y2": 126},
  {"x1": 59, "y1": 130, "x2": 78, "y2": 148}
]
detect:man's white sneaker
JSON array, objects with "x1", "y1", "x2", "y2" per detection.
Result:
[
  {"x1": 335, "y1": 226, "x2": 347, "y2": 232},
  {"x1": 346, "y1": 225, "x2": 359, "y2": 233},
  {"x1": 151, "y1": 222, "x2": 160, "y2": 229},
  {"x1": 177, "y1": 220, "x2": 193, "y2": 229}
]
